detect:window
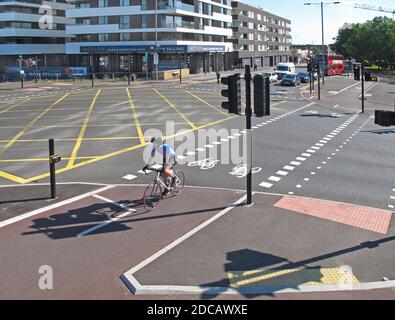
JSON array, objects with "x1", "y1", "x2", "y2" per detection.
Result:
[
  {"x1": 198, "y1": 1, "x2": 203, "y2": 14},
  {"x1": 208, "y1": 4, "x2": 212, "y2": 15},
  {"x1": 141, "y1": 15, "x2": 147, "y2": 28},
  {"x1": 79, "y1": 2, "x2": 90, "y2": 8},
  {"x1": 120, "y1": 33, "x2": 131, "y2": 41},
  {"x1": 141, "y1": 0, "x2": 147, "y2": 10},
  {"x1": 98, "y1": 16, "x2": 108, "y2": 24},
  {"x1": 98, "y1": 33, "x2": 109, "y2": 41},
  {"x1": 82, "y1": 18, "x2": 90, "y2": 25},
  {"x1": 10, "y1": 22, "x2": 32, "y2": 28},
  {"x1": 120, "y1": 0, "x2": 130, "y2": 6},
  {"x1": 98, "y1": 0, "x2": 108, "y2": 8},
  {"x1": 119, "y1": 15, "x2": 130, "y2": 28}
]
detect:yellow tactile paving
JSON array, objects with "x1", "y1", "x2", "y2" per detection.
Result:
[{"x1": 228, "y1": 267, "x2": 359, "y2": 288}]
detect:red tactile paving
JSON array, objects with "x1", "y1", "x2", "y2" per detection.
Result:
[{"x1": 274, "y1": 196, "x2": 392, "y2": 234}]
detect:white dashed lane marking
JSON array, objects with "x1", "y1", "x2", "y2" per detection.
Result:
[{"x1": 258, "y1": 112, "x2": 361, "y2": 191}]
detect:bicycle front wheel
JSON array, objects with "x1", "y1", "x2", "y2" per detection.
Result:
[
  {"x1": 171, "y1": 169, "x2": 185, "y2": 196},
  {"x1": 143, "y1": 182, "x2": 162, "y2": 210}
]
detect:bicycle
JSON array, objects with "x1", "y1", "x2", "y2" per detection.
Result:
[{"x1": 142, "y1": 163, "x2": 185, "y2": 210}]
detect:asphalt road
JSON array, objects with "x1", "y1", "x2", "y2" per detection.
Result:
[{"x1": 0, "y1": 73, "x2": 394, "y2": 299}]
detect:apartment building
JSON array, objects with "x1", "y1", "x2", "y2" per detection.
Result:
[
  {"x1": 230, "y1": 0, "x2": 292, "y2": 68},
  {"x1": 65, "y1": 0, "x2": 233, "y2": 74},
  {"x1": 0, "y1": 0, "x2": 74, "y2": 67}
]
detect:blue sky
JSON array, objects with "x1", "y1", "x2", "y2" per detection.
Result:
[{"x1": 243, "y1": 0, "x2": 394, "y2": 44}]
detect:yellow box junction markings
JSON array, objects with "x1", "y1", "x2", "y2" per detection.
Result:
[
  {"x1": 12, "y1": 114, "x2": 236, "y2": 184},
  {"x1": 228, "y1": 268, "x2": 359, "y2": 288},
  {"x1": 0, "y1": 87, "x2": 238, "y2": 184},
  {"x1": 153, "y1": 89, "x2": 197, "y2": 130},
  {"x1": 0, "y1": 98, "x2": 32, "y2": 114},
  {"x1": 185, "y1": 90, "x2": 231, "y2": 118},
  {"x1": 0, "y1": 156, "x2": 100, "y2": 163},
  {"x1": 66, "y1": 89, "x2": 101, "y2": 169},
  {"x1": 0, "y1": 93, "x2": 70, "y2": 157},
  {"x1": 126, "y1": 87, "x2": 145, "y2": 145},
  {"x1": 0, "y1": 136, "x2": 141, "y2": 143}
]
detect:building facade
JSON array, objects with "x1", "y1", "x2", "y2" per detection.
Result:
[
  {"x1": 65, "y1": 0, "x2": 233, "y2": 75},
  {"x1": 230, "y1": 0, "x2": 292, "y2": 68},
  {"x1": 0, "y1": 0, "x2": 74, "y2": 68},
  {"x1": 0, "y1": 0, "x2": 292, "y2": 76}
]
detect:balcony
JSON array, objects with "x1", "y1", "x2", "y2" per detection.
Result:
[
  {"x1": 162, "y1": 20, "x2": 195, "y2": 29},
  {"x1": 158, "y1": 0, "x2": 194, "y2": 13}
]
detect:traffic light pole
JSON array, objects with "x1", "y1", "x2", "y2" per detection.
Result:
[
  {"x1": 91, "y1": 52, "x2": 94, "y2": 87},
  {"x1": 128, "y1": 53, "x2": 131, "y2": 86},
  {"x1": 361, "y1": 63, "x2": 365, "y2": 114},
  {"x1": 245, "y1": 65, "x2": 253, "y2": 205},
  {"x1": 49, "y1": 139, "x2": 56, "y2": 199},
  {"x1": 317, "y1": 66, "x2": 321, "y2": 100}
]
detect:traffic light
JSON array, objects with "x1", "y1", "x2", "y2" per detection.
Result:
[
  {"x1": 353, "y1": 64, "x2": 360, "y2": 81},
  {"x1": 375, "y1": 110, "x2": 395, "y2": 127},
  {"x1": 253, "y1": 75, "x2": 271, "y2": 117},
  {"x1": 221, "y1": 74, "x2": 241, "y2": 114},
  {"x1": 264, "y1": 76, "x2": 270, "y2": 116},
  {"x1": 254, "y1": 74, "x2": 264, "y2": 117},
  {"x1": 307, "y1": 61, "x2": 312, "y2": 72}
]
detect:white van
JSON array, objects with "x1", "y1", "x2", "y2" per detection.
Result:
[{"x1": 275, "y1": 63, "x2": 296, "y2": 80}]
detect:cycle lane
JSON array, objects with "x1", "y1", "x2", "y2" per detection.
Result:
[{"x1": 0, "y1": 184, "x2": 243, "y2": 299}]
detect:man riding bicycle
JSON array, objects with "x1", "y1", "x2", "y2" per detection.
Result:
[{"x1": 143, "y1": 137, "x2": 176, "y2": 195}]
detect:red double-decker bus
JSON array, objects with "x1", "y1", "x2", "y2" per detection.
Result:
[{"x1": 318, "y1": 54, "x2": 345, "y2": 76}]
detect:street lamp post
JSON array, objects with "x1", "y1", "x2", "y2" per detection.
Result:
[
  {"x1": 252, "y1": 28, "x2": 255, "y2": 70},
  {"x1": 304, "y1": 1, "x2": 340, "y2": 85},
  {"x1": 155, "y1": 0, "x2": 158, "y2": 81},
  {"x1": 18, "y1": 55, "x2": 23, "y2": 88}
]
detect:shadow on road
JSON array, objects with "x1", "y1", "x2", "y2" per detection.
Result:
[
  {"x1": 361, "y1": 129, "x2": 395, "y2": 135},
  {"x1": 0, "y1": 197, "x2": 50, "y2": 205},
  {"x1": 200, "y1": 236, "x2": 395, "y2": 299},
  {"x1": 21, "y1": 195, "x2": 231, "y2": 240}
]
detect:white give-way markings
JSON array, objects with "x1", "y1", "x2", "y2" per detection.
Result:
[{"x1": 77, "y1": 194, "x2": 136, "y2": 238}]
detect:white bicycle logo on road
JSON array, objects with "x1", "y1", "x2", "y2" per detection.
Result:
[
  {"x1": 229, "y1": 164, "x2": 262, "y2": 178},
  {"x1": 188, "y1": 158, "x2": 219, "y2": 170}
]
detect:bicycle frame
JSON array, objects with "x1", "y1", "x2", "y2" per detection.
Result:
[{"x1": 152, "y1": 171, "x2": 170, "y2": 190}]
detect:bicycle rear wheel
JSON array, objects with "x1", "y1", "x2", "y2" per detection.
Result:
[
  {"x1": 171, "y1": 169, "x2": 185, "y2": 196},
  {"x1": 143, "y1": 182, "x2": 162, "y2": 210}
]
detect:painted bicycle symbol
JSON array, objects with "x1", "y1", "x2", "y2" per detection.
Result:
[
  {"x1": 188, "y1": 158, "x2": 219, "y2": 170},
  {"x1": 229, "y1": 164, "x2": 262, "y2": 179}
]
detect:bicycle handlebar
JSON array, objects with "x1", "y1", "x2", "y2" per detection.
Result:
[{"x1": 142, "y1": 162, "x2": 178, "y2": 175}]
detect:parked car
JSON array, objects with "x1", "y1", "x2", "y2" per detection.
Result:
[
  {"x1": 281, "y1": 73, "x2": 300, "y2": 86},
  {"x1": 297, "y1": 72, "x2": 310, "y2": 83},
  {"x1": 264, "y1": 72, "x2": 278, "y2": 83}
]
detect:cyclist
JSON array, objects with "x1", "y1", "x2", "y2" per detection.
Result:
[{"x1": 143, "y1": 137, "x2": 176, "y2": 195}]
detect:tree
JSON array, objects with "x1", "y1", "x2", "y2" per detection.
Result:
[{"x1": 332, "y1": 17, "x2": 395, "y2": 69}]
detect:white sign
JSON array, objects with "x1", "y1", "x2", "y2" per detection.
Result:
[{"x1": 20, "y1": 70, "x2": 25, "y2": 75}]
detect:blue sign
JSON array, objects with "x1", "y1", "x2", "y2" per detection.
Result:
[
  {"x1": 81, "y1": 45, "x2": 187, "y2": 53},
  {"x1": 80, "y1": 44, "x2": 224, "y2": 53}
]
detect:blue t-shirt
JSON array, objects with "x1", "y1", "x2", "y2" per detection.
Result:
[{"x1": 151, "y1": 144, "x2": 175, "y2": 163}]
